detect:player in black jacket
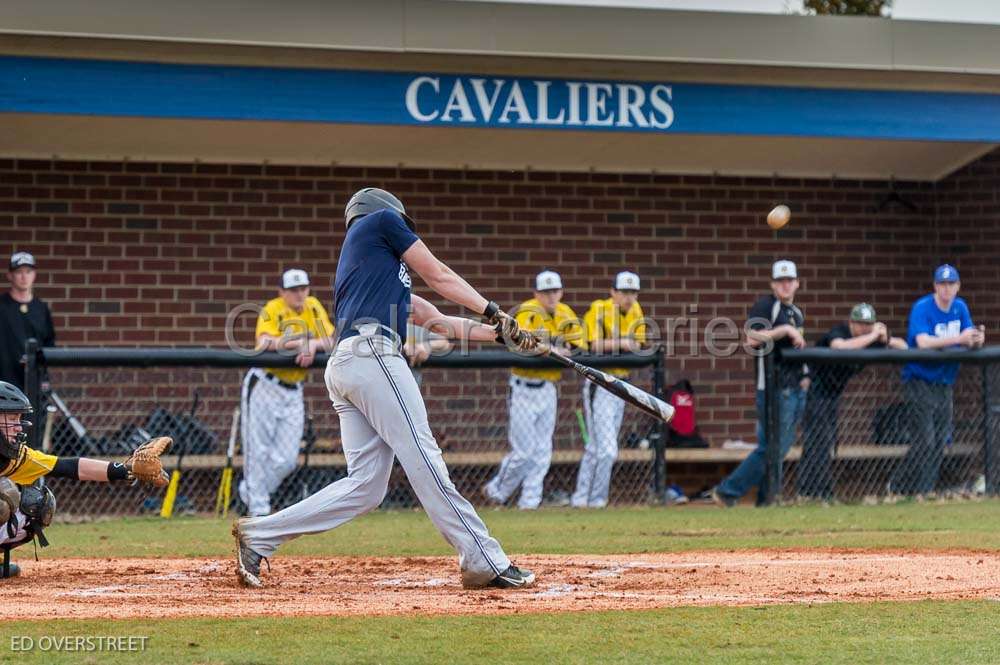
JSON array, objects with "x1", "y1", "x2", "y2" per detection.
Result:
[
  {"x1": 712, "y1": 260, "x2": 807, "y2": 507},
  {"x1": 0, "y1": 252, "x2": 55, "y2": 391},
  {"x1": 796, "y1": 304, "x2": 907, "y2": 501}
]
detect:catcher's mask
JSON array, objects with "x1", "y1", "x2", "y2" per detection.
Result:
[
  {"x1": 20, "y1": 482, "x2": 56, "y2": 528},
  {"x1": 0, "y1": 381, "x2": 32, "y2": 460},
  {"x1": 344, "y1": 188, "x2": 415, "y2": 231}
]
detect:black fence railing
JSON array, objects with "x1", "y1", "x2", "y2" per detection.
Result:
[
  {"x1": 21, "y1": 340, "x2": 667, "y2": 517},
  {"x1": 762, "y1": 346, "x2": 1000, "y2": 505}
]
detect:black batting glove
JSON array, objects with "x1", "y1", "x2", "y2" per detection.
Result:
[{"x1": 483, "y1": 300, "x2": 501, "y2": 324}]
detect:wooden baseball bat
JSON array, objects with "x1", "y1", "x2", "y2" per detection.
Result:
[
  {"x1": 46, "y1": 390, "x2": 100, "y2": 453},
  {"x1": 41, "y1": 404, "x2": 56, "y2": 454},
  {"x1": 575, "y1": 408, "x2": 590, "y2": 446},
  {"x1": 536, "y1": 341, "x2": 674, "y2": 424},
  {"x1": 161, "y1": 390, "x2": 199, "y2": 519},
  {"x1": 37, "y1": 403, "x2": 56, "y2": 490},
  {"x1": 300, "y1": 410, "x2": 317, "y2": 502},
  {"x1": 215, "y1": 406, "x2": 239, "y2": 518}
]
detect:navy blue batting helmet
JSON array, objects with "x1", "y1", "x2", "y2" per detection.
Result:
[{"x1": 344, "y1": 188, "x2": 415, "y2": 230}]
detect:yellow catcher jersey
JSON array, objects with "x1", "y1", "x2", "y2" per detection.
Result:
[
  {"x1": 1, "y1": 446, "x2": 57, "y2": 485},
  {"x1": 512, "y1": 299, "x2": 585, "y2": 382},
  {"x1": 256, "y1": 295, "x2": 335, "y2": 384},
  {"x1": 584, "y1": 298, "x2": 646, "y2": 377}
]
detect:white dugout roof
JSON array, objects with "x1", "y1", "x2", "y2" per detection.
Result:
[{"x1": 2, "y1": 0, "x2": 1000, "y2": 180}]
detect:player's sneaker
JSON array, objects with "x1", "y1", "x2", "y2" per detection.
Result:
[
  {"x1": 480, "y1": 485, "x2": 505, "y2": 507},
  {"x1": 0, "y1": 562, "x2": 20, "y2": 579},
  {"x1": 543, "y1": 490, "x2": 571, "y2": 507},
  {"x1": 232, "y1": 519, "x2": 268, "y2": 588},
  {"x1": 664, "y1": 484, "x2": 689, "y2": 506},
  {"x1": 709, "y1": 487, "x2": 736, "y2": 508},
  {"x1": 487, "y1": 564, "x2": 536, "y2": 589}
]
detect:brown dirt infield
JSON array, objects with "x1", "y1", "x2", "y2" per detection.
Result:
[{"x1": 2, "y1": 549, "x2": 998, "y2": 620}]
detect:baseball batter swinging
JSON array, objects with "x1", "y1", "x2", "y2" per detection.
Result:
[
  {"x1": 0, "y1": 381, "x2": 169, "y2": 578},
  {"x1": 234, "y1": 188, "x2": 538, "y2": 589}
]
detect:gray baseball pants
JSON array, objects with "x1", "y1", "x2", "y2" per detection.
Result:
[{"x1": 240, "y1": 333, "x2": 511, "y2": 588}]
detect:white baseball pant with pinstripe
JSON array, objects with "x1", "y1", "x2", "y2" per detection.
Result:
[
  {"x1": 238, "y1": 368, "x2": 305, "y2": 517},
  {"x1": 239, "y1": 332, "x2": 511, "y2": 588},
  {"x1": 572, "y1": 382, "x2": 626, "y2": 508},
  {"x1": 484, "y1": 377, "x2": 557, "y2": 510}
]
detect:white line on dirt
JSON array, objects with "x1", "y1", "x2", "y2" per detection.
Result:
[
  {"x1": 58, "y1": 585, "x2": 133, "y2": 598},
  {"x1": 374, "y1": 577, "x2": 451, "y2": 587},
  {"x1": 532, "y1": 584, "x2": 578, "y2": 598},
  {"x1": 581, "y1": 555, "x2": 962, "y2": 571},
  {"x1": 587, "y1": 566, "x2": 629, "y2": 578}
]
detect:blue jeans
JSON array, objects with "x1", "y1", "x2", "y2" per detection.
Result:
[{"x1": 718, "y1": 388, "x2": 805, "y2": 505}]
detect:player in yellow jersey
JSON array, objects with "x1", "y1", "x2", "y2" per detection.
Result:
[
  {"x1": 0, "y1": 381, "x2": 169, "y2": 578},
  {"x1": 239, "y1": 269, "x2": 335, "y2": 516},
  {"x1": 572, "y1": 271, "x2": 646, "y2": 508},
  {"x1": 484, "y1": 270, "x2": 585, "y2": 509}
]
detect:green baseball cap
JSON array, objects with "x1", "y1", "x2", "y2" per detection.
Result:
[{"x1": 850, "y1": 303, "x2": 877, "y2": 324}]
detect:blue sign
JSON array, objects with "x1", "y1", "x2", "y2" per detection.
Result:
[{"x1": 2, "y1": 55, "x2": 1000, "y2": 141}]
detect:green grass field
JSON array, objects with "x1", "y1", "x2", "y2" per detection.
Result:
[{"x1": 3, "y1": 501, "x2": 999, "y2": 664}]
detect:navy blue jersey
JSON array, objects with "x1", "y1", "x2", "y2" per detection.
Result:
[{"x1": 333, "y1": 209, "x2": 420, "y2": 343}]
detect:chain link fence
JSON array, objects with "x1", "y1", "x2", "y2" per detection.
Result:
[
  {"x1": 767, "y1": 347, "x2": 1000, "y2": 504},
  {"x1": 24, "y1": 345, "x2": 666, "y2": 518}
]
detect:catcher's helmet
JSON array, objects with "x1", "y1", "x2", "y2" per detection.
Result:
[
  {"x1": 344, "y1": 188, "x2": 415, "y2": 231},
  {"x1": 0, "y1": 381, "x2": 32, "y2": 460},
  {"x1": 20, "y1": 481, "x2": 56, "y2": 528}
]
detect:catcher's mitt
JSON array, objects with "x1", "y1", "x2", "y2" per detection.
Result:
[{"x1": 125, "y1": 436, "x2": 172, "y2": 488}]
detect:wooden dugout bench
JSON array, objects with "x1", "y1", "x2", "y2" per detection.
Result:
[{"x1": 157, "y1": 443, "x2": 981, "y2": 469}]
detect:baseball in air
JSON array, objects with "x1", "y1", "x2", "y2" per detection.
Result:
[{"x1": 767, "y1": 205, "x2": 791, "y2": 230}]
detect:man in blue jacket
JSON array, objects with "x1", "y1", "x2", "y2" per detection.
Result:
[{"x1": 890, "y1": 264, "x2": 984, "y2": 497}]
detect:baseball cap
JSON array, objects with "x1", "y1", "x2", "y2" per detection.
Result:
[
  {"x1": 614, "y1": 271, "x2": 640, "y2": 291},
  {"x1": 850, "y1": 303, "x2": 877, "y2": 324},
  {"x1": 9, "y1": 252, "x2": 36, "y2": 271},
  {"x1": 933, "y1": 264, "x2": 960, "y2": 283},
  {"x1": 280, "y1": 268, "x2": 310, "y2": 289},
  {"x1": 772, "y1": 260, "x2": 797, "y2": 280},
  {"x1": 535, "y1": 270, "x2": 563, "y2": 292}
]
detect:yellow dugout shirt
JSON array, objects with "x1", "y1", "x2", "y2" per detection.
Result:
[
  {"x1": 256, "y1": 295, "x2": 335, "y2": 384},
  {"x1": 1, "y1": 446, "x2": 57, "y2": 485},
  {"x1": 511, "y1": 299, "x2": 585, "y2": 382},
  {"x1": 584, "y1": 298, "x2": 646, "y2": 377}
]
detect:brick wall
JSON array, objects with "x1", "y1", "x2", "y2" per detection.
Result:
[
  {"x1": 933, "y1": 149, "x2": 1000, "y2": 326},
  {"x1": 2, "y1": 153, "x2": 992, "y2": 446}
]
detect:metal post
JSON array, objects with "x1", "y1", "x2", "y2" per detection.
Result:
[
  {"x1": 761, "y1": 351, "x2": 781, "y2": 506},
  {"x1": 982, "y1": 364, "x2": 997, "y2": 496},
  {"x1": 651, "y1": 345, "x2": 667, "y2": 499},
  {"x1": 24, "y1": 338, "x2": 40, "y2": 451}
]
